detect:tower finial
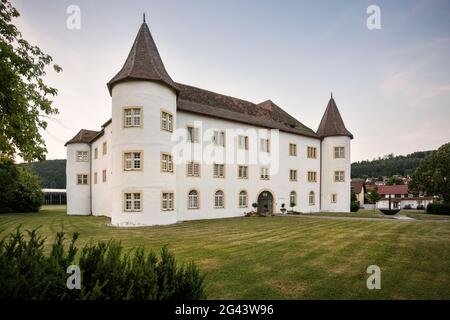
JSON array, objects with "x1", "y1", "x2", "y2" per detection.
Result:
[
  {"x1": 331, "y1": 91, "x2": 333, "y2": 99},
  {"x1": 143, "y1": 13, "x2": 146, "y2": 23}
]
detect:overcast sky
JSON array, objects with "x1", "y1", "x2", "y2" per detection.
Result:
[{"x1": 11, "y1": 0, "x2": 450, "y2": 162}]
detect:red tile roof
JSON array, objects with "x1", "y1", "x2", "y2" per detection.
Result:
[{"x1": 378, "y1": 184, "x2": 409, "y2": 195}]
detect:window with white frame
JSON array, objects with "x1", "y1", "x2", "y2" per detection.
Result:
[
  {"x1": 94, "y1": 172, "x2": 98, "y2": 184},
  {"x1": 334, "y1": 171, "x2": 345, "y2": 182},
  {"x1": 187, "y1": 126, "x2": 199, "y2": 143},
  {"x1": 260, "y1": 138, "x2": 270, "y2": 153},
  {"x1": 188, "y1": 190, "x2": 199, "y2": 209},
  {"x1": 161, "y1": 111, "x2": 173, "y2": 132},
  {"x1": 260, "y1": 167, "x2": 270, "y2": 180},
  {"x1": 102, "y1": 169, "x2": 107, "y2": 182},
  {"x1": 76, "y1": 151, "x2": 88, "y2": 162},
  {"x1": 161, "y1": 192, "x2": 174, "y2": 211},
  {"x1": 77, "y1": 174, "x2": 88, "y2": 185},
  {"x1": 124, "y1": 152, "x2": 142, "y2": 171},
  {"x1": 161, "y1": 153, "x2": 173, "y2": 173},
  {"x1": 214, "y1": 190, "x2": 224, "y2": 208},
  {"x1": 213, "y1": 130, "x2": 225, "y2": 146},
  {"x1": 290, "y1": 191, "x2": 297, "y2": 206},
  {"x1": 334, "y1": 146, "x2": 345, "y2": 159},
  {"x1": 307, "y1": 146, "x2": 317, "y2": 159},
  {"x1": 124, "y1": 107, "x2": 142, "y2": 128},
  {"x1": 290, "y1": 169, "x2": 297, "y2": 181},
  {"x1": 289, "y1": 143, "x2": 297, "y2": 156},
  {"x1": 238, "y1": 135, "x2": 249, "y2": 150},
  {"x1": 308, "y1": 171, "x2": 317, "y2": 182},
  {"x1": 238, "y1": 165, "x2": 248, "y2": 179},
  {"x1": 309, "y1": 191, "x2": 315, "y2": 206},
  {"x1": 124, "y1": 192, "x2": 142, "y2": 212},
  {"x1": 102, "y1": 142, "x2": 107, "y2": 155},
  {"x1": 187, "y1": 161, "x2": 200, "y2": 177},
  {"x1": 213, "y1": 163, "x2": 225, "y2": 178},
  {"x1": 94, "y1": 148, "x2": 98, "y2": 159},
  {"x1": 239, "y1": 190, "x2": 248, "y2": 208}
]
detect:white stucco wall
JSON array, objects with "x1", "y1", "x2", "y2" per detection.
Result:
[
  {"x1": 66, "y1": 143, "x2": 91, "y2": 215},
  {"x1": 175, "y1": 111, "x2": 321, "y2": 220},
  {"x1": 320, "y1": 136, "x2": 351, "y2": 212},
  {"x1": 110, "y1": 81, "x2": 178, "y2": 226},
  {"x1": 91, "y1": 122, "x2": 112, "y2": 217}
]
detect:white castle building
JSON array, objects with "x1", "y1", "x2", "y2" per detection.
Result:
[{"x1": 65, "y1": 18, "x2": 353, "y2": 226}]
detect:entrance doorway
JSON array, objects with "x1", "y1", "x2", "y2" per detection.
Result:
[{"x1": 257, "y1": 191, "x2": 274, "y2": 215}]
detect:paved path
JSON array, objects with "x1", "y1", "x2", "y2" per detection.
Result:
[{"x1": 284, "y1": 214, "x2": 449, "y2": 222}]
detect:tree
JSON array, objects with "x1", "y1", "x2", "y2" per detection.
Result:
[
  {"x1": 0, "y1": 0, "x2": 62, "y2": 161},
  {"x1": 367, "y1": 189, "x2": 381, "y2": 204},
  {"x1": 0, "y1": 156, "x2": 43, "y2": 213},
  {"x1": 351, "y1": 191, "x2": 359, "y2": 212},
  {"x1": 386, "y1": 176, "x2": 403, "y2": 185},
  {"x1": 410, "y1": 142, "x2": 450, "y2": 203}
]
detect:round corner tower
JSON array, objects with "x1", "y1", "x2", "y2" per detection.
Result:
[
  {"x1": 107, "y1": 20, "x2": 179, "y2": 226},
  {"x1": 317, "y1": 94, "x2": 353, "y2": 212}
]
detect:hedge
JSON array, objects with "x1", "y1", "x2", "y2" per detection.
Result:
[{"x1": 426, "y1": 203, "x2": 450, "y2": 215}]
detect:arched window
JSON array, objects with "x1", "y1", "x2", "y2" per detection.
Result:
[
  {"x1": 239, "y1": 190, "x2": 248, "y2": 208},
  {"x1": 309, "y1": 191, "x2": 315, "y2": 206},
  {"x1": 214, "y1": 190, "x2": 224, "y2": 208},
  {"x1": 188, "y1": 190, "x2": 199, "y2": 209},
  {"x1": 290, "y1": 191, "x2": 297, "y2": 207}
]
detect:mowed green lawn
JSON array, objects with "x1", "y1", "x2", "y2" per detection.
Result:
[{"x1": 1, "y1": 206, "x2": 450, "y2": 300}]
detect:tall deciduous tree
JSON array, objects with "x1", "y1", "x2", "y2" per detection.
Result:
[
  {"x1": 0, "y1": 0, "x2": 61, "y2": 161},
  {"x1": 410, "y1": 142, "x2": 450, "y2": 203}
]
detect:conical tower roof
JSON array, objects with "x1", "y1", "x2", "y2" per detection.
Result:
[
  {"x1": 107, "y1": 18, "x2": 179, "y2": 95},
  {"x1": 317, "y1": 94, "x2": 353, "y2": 139}
]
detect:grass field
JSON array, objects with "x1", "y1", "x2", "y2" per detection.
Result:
[{"x1": 1, "y1": 206, "x2": 450, "y2": 299}]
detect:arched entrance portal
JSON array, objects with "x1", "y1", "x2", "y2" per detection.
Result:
[{"x1": 257, "y1": 191, "x2": 274, "y2": 215}]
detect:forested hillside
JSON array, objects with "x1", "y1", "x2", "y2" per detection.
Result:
[
  {"x1": 351, "y1": 151, "x2": 432, "y2": 178},
  {"x1": 20, "y1": 159, "x2": 66, "y2": 189}
]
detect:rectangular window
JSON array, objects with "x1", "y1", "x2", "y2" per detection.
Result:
[
  {"x1": 161, "y1": 153, "x2": 173, "y2": 173},
  {"x1": 187, "y1": 161, "x2": 200, "y2": 177},
  {"x1": 308, "y1": 171, "x2": 317, "y2": 182},
  {"x1": 238, "y1": 135, "x2": 249, "y2": 150},
  {"x1": 213, "y1": 130, "x2": 226, "y2": 146},
  {"x1": 102, "y1": 169, "x2": 107, "y2": 182},
  {"x1": 161, "y1": 110, "x2": 173, "y2": 132},
  {"x1": 161, "y1": 192, "x2": 174, "y2": 211},
  {"x1": 213, "y1": 164, "x2": 225, "y2": 178},
  {"x1": 123, "y1": 107, "x2": 142, "y2": 128},
  {"x1": 260, "y1": 139, "x2": 270, "y2": 153},
  {"x1": 290, "y1": 169, "x2": 297, "y2": 181},
  {"x1": 76, "y1": 151, "x2": 88, "y2": 162},
  {"x1": 331, "y1": 194, "x2": 337, "y2": 203},
  {"x1": 102, "y1": 142, "x2": 107, "y2": 155},
  {"x1": 123, "y1": 152, "x2": 142, "y2": 171},
  {"x1": 261, "y1": 167, "x2": 270, "y2": 180},
  {"x1": 238, "y1": 165, "x2": 248, "y2": 179},
  {"x1": 123, "y1": 192, "x2": 142, "y2": 212},
  {"x1": 94, "y1": 148, "x2": 98, "y2": 160},
  {"x1": 334, "y1": 146, "x2": 345, "y2": 159},
  {"x1": 187, "y1": 126, "x2": 199, "y2": 143},
  {"x1": 94, "y1": 172, "x2": 98, "y2": 184},
  {"x1": 289, "y1": 143, "x2": 297, "y2": 156},
  {"x1": 334, "y1": 171, "x2": 345, "y2": 182},
  {"x1": 307, "y1": 146, "x2": 317, "y2": 159},
  {"x1": 77, "y1": 174, "x2": 88, "y2": 185}
]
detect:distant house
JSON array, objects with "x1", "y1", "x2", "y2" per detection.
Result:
[
  {"x1": 351, "y1": 179, "x2": 366, "y2": 207},
  {"x1": 376, "y1": 185, "x2": 433, "y2": 209}
]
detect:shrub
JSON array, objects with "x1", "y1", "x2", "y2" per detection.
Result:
[
  {"x1": 351, "y1": 202, "x2": 360, "y2": 212},
  {"x1": 403, "y1": 204, "x2": 412, "y2": 210},
  {"x1": 0, "y1": 157, "x2": 43, "y2": 213},
  {"x1": 0, "y1": 228, "x2": 206, "y2": 300},
  {"x1": 426, "y1": 203, "x2": 450, "y2": 215},
  {"x1": 416, "y1": 205, "x2": 425, "y2": 210}
]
